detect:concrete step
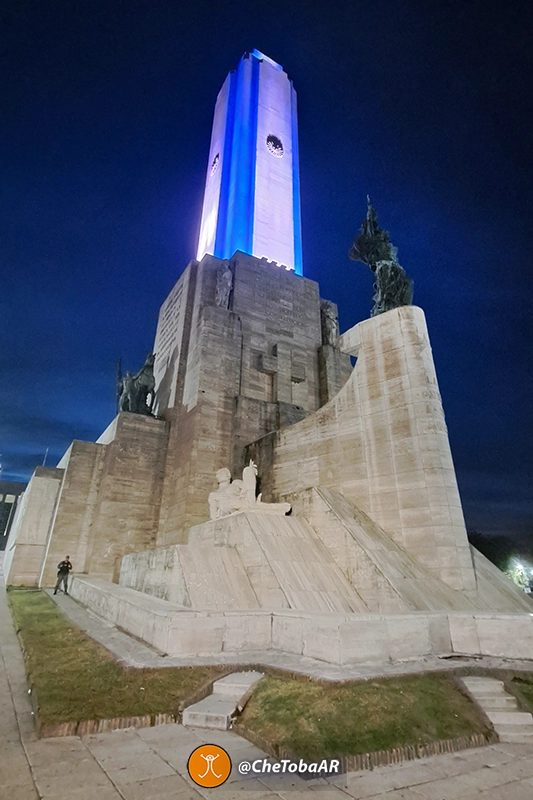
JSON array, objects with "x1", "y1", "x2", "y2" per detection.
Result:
[
  {"x1": 494, "y1": 723, "x2": 533, "y2": 734},
  {"x1": 182, "y1": 695, "x2": 240, "y2": 730},
  {"x1": 182, "y1": 671, "x2": 264, "y2": 730},
  {"x1": 485, "y1": 711, "x2": 533, "y2": 726},
  {"x1": 460, "y1": 677, "x2": 533, "y2": 743},
  {"x1": 498, "y1": 730, "x2": 533, "y2": 743},
  {"x1": 473, "y1": 696, "x2": 518, "y2": 710},
  {"x1": 466, "y1": 686, "x2": 509, "y2": 697},
  {"x1": 212, "y1": 671, "x2": 264, "y2": 697},
  {"x1": 461, "y1": 678, "x2": 505, "y2": 692}
]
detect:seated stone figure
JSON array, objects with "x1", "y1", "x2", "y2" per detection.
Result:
[{"x1": 208, "y1": 461, "x2": 291, "y2": 520}]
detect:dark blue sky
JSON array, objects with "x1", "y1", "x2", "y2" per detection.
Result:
[{"x1": 2, "y1": 0, "x2": 532, "y2": 542}]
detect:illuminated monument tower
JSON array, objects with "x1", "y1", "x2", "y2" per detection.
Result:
[{"x1": 197, "y1": 49, "x2": 303, "y2": 275}]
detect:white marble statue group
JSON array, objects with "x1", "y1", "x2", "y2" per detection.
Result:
[{"x1": 208, "y1": 460, "x2": 291, "y2": 520}]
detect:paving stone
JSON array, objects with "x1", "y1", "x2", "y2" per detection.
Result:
[
  {"x1": 34, "y1": 767, "x2": 114, "y2": 795},
  {"x1": 476, "y1": 782, "x2": 533, "y2": 800},
  {"x1": 450, "y1": 746, "x2": 515, "y2": 770},
  {"x1": 40, "y1": 784, "x2": 123, "y2": 800},
  {"x1": 193, "y1": 779, "x2": 281, "y2": 800},
  {"x1": 501, "y1": 757, "x2": 533, "y2": 780},
  {"x1": 84, "y1": 728, "x2": 157, "y2": 749},
  {"x1": 0, "y1": 786, "x2": 41, "y2": 800},
  {"x1": 0, "y1": 759, "x2": 38, "y2": 790},
  {"x1": 491, "y1": 742, "x2": 533, "y2": 757},
  {"x1": 360, "y1": 791, "x2": 426, "y2": 799},
  {"x1": 345, "y1": 768, "x2": 424, "y2": 796},
  {"x1": 118, "y1": 772, "x2": 205, "y2": 799},
  {"x1": 104, "y1": 757, "x2": 178, "y2": 786},
  {"x1": 137, "y1": 723, "x2": 203, "y2": 745},
  {"x1": 256, "y1": 771, "x2": 309, "y2": 792},
  {"x1": 279, "y1": 789, "x2": 354, "y2": 799},
  {"x1": 407, "y1": 772, "x2": 483, "y2": 799}
]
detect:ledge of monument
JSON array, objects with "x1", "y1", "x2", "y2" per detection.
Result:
[
  {"x1": 96, "y1": 412, "x2": 166, "y2": 444},
  {"x1": 339, "y1": 304, "x2": 426, "y2": 356}
]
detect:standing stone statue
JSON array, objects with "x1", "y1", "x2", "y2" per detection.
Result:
[
  {"x1": 242, "y1": 459, "x2": 258, "y2": 508},
  {"x1": 215, "y1": 266, "x2": 233, "y2": 309},
  {"x1": 349, "y1": 198, "x2": 413, "y2": 317},
  {"x1": 118, "y1": 353, "x2": 156, "y2": 416},
  {"x1": 208, "y1": 461, "x2": 291, "y2": 520},
  {"x1": 320, "y1": 300, "x2": 339, "y2": 346}
]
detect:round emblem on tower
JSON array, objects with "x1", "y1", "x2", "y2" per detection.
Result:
[
  {"x1": 210, "y1": 153, "x2": 220, "y2": 175},
  {"x1": 266, "y1": 134, "x2": 284, "y2": 157}
]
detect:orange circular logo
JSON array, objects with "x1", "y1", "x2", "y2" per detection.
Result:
[{"x1": 187, "y1": 744, "x2": 232, "y2": 788}]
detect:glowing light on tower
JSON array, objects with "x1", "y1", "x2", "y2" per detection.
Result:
[{"x1": 196, "y1": 49, "x2": 303, "y2": 275}]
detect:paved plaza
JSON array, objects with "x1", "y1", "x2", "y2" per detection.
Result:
[{"x1": 2, "y1": 555, "x2": 533, "y2": 799}]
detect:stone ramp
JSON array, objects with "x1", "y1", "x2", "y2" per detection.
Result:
[
  {"x1": 291, "y1": 487, "x2": 533, "y2": 615},
  {"x1": 182, "y1": 671, "x2": 264, "y2": 729},
  {"x1": 120, "y1": 511, "x2": 368, "y2": 613},
  {"x1": 188, "y1": 512, "x2": 368, "y2": 612},
  {"x1": 175, "y1": 544, "x2": 261, "y2": 610},
  {"x1": 292, "y1": 487, "x2": 478, "y2": 613}
]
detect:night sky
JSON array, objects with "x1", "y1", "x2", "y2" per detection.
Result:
[{"x1": 2, "y1": 0, "x2": 532, "y2": 544}]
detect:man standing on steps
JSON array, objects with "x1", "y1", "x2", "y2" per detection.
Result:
[{"x1": 53, "y1": 556, "x2": 72, "y2": 595}]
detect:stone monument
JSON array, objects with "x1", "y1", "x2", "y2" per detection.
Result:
[{"x1": 6, "y1": 50, "x2": 533, "y2": 668}]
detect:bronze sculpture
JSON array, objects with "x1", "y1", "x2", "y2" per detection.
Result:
[
  {"x1": 118, "y1": 353, "x2": 156, "y2": 416},
  {"x1": 350, "y1": 198, "x2": 413, "y2": 317}
]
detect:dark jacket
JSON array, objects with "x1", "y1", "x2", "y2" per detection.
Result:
[{"x1": 57, "y1": 560, "x2": 72, "y2": 575}]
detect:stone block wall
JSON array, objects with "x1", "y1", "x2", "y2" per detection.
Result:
[
  {"x1": 82, "y1": 414, "x2": 168, "y2": 582},
  {"x1": 4, "y1": 467, "x2": 64, "y2": 586},
  {"x1": 16, "y1": 414, "x2": 170, "y2": 588}
]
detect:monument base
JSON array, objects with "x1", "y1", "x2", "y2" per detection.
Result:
[
  {"x1": 68, "y1": 575, "x2": 533, "y2": 665},
  {"x1": 70, "y1": 487, "x2": 532, "y2": 667}
]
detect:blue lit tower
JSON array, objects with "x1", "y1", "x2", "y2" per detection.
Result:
[{"x1": 196, "y1": 50, "x2": 303, "y2": 275}]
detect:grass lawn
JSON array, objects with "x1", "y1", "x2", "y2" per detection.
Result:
[
  {"x1": 511, "y1": 676, "x2": 533, "y2": 713},
  {"x1": 7, "y1": 588, "x2": 225, "y2": 725},
  {"x1": 236, "y1": 673, "x2": 492, "y2": 760}
]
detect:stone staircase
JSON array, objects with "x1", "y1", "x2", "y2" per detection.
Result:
[
  {"x1": 461, "y1": 676, "x2": 533, "y2": 743},
  {"x1": 182, "y1": 671, "x2": 264, "y2": 730}
]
